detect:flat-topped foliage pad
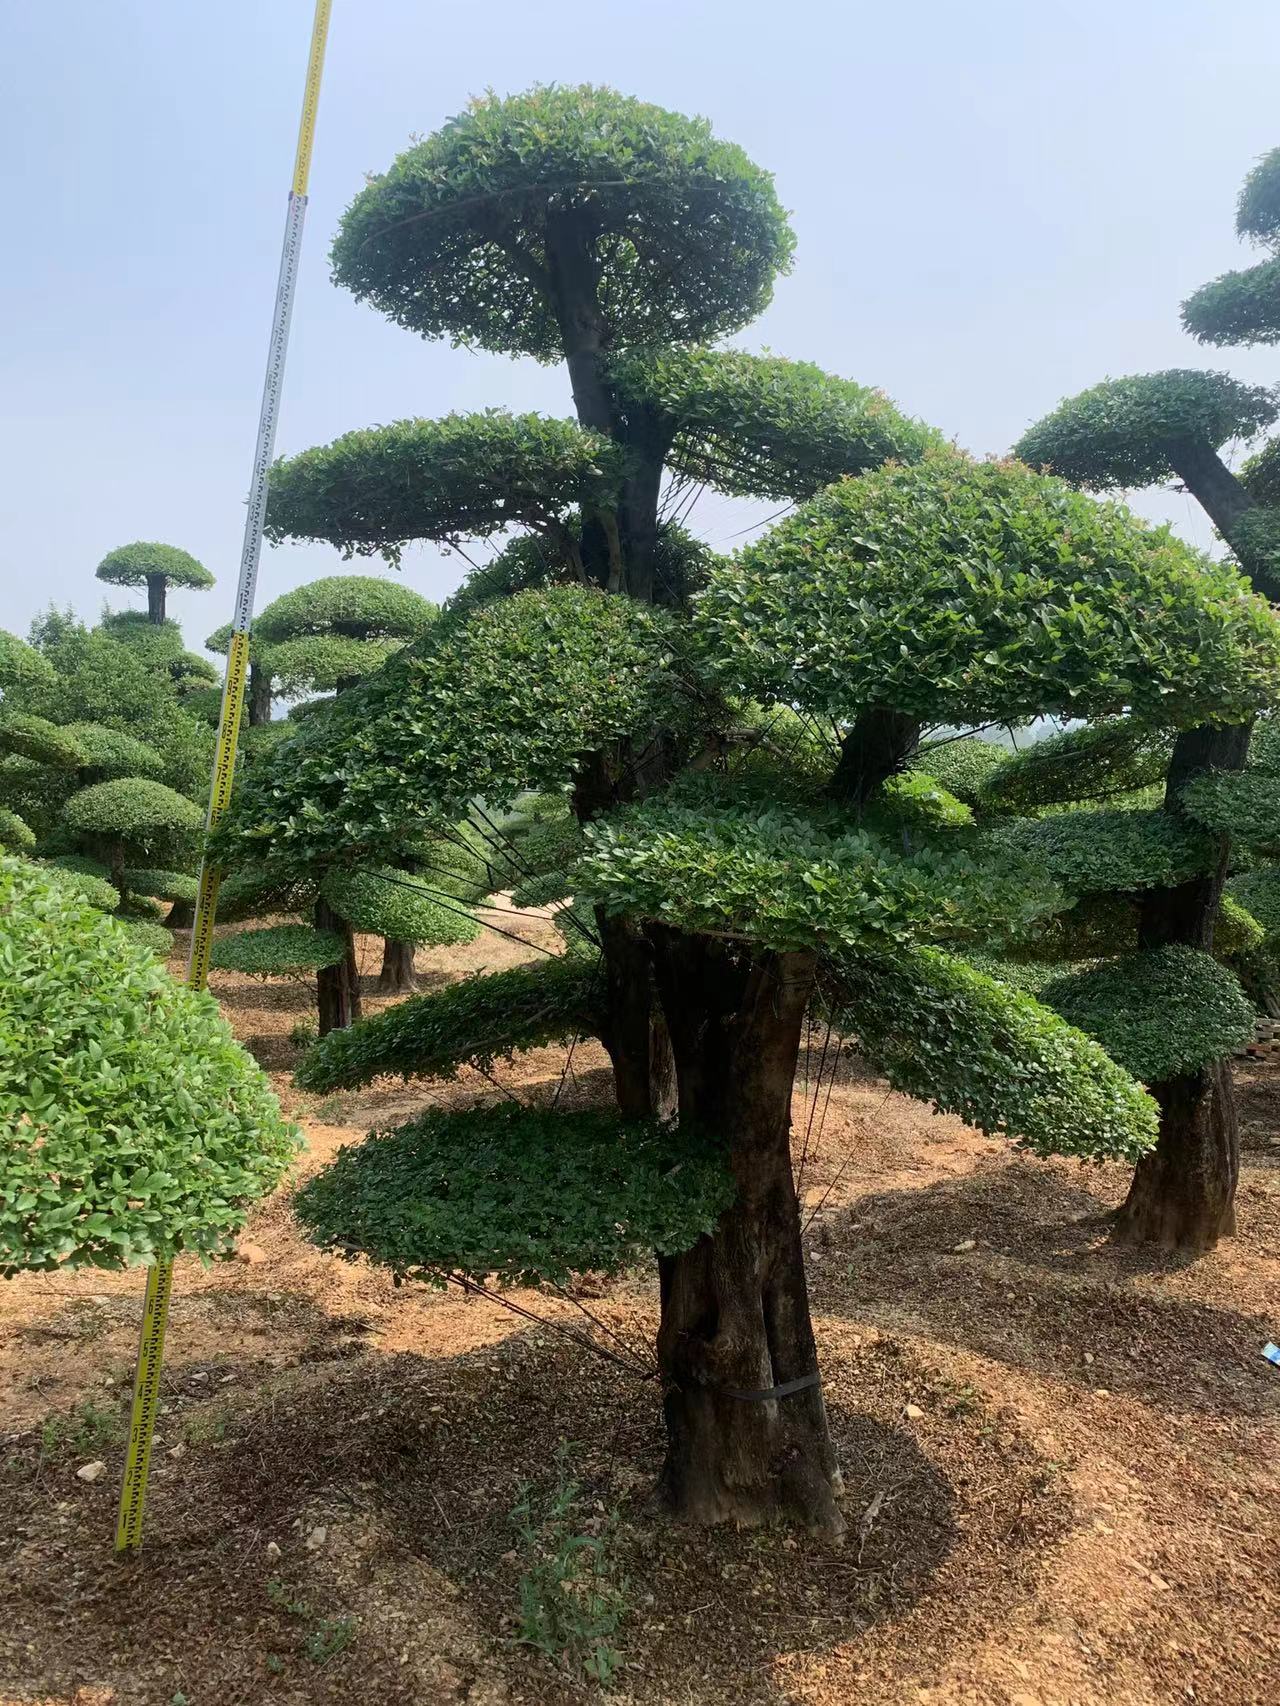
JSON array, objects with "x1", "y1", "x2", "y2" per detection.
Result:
[
  {"x1": 211, "y1": 924, "x2": 347, "y2": 979},
  {"x1": 319, "y1": 866, "x2": 478, "y2": 948},
  {"x1": 0, "y1": 713, "x2": 86, "y2": 769},
  {"x1": 295, "y1": 1103, "x2": 734, "y2": 1288},
  {"x1": 296, "y1": 956, "x2": 600, "y2": 1093},
  {"x1": 981, "y1": 720, "x2": 1174, "y2": 812},
  {"x1": 995, "y1": 809, "x2": 1216, "y2": 896},
  {"x1": 0, "y1": 857, "x2": 295, "y2": 1271},
  {"x1": 1041, "y1": 947, "x2": 1256, "y2": 1082}
]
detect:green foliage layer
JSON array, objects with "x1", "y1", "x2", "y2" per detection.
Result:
[
  {"x1": 0, "y1": 629, "x2": 55, "y2": 694},
  {"x1": 217, "y1": 587, "x2": 691, "y2": 877},
  {"x1": 254, "y1": 576, "x2": 439, "y2": 644},
  {"x1": 295, "y1": 1103, "x2": 734, "y2": 1287},
  {"x1": 210, "y1": 924, "x2": 347, "y2": 978},
  {"x1": 263, "y1": 635, "x2": 405, "y2": 697},
  {"x1": 1227, "y1": 867, "x2": 1280, "y2": 943},
  {"x1": 579, "y1": 794, "x2": 1056, "y2": 952},
  {"x1": 124, "y1": 867, "x2": 199, "y2": 903},
  {"x1": 608, "y1": 346, "x2": 940, "y2": 501},
  {"x1": 0, "y1": 713, "x2": 86, "y2": 769},
  {"x1": 1042, "y1": 947, "x2": 1255, "y2": 1082},
  {"x1": 1013, "y1": 371, "x2": 1277, "y2": 488},
  {"x1": 0, "y1": 809, "x2": 35, "y2": 853},
  {"x1": 822, "y1": 944, "x2": 1158, "y2": 1162},
  {"x1": 63, "y1": 722, "x2": 165, "y2": 779},
  {"x1": 1180, "y1": 768, "x2": 1280, "y2": 850},
  {"x1": 319, "y1": 866, "x2": 479, "y2": 947},
  {"x1": 330, "y1": 85, "x2": 794, "y2": 360},
  {"x1": 64, "y1": 778, "x2": 203, "y2": 849},
  {"x1": 266, "y1": 414, "x2": 624, "y2": 563},
  {"x1": 0, "y1": 857, "x2": 295, "y2": 1271},
  {"x1": 995, "y1": 808, "x2": 1216, "y2": 896},
  {"x1": 297, "y1": 955, "x2": 599, "y2": 1092},
  {"x1": 95, "y1": 541, "x2": 213, "y2": 591},
  {"x1": 1182, "y1": 258, "x2": 1280, "y2": 348},
  {"x1": 696, "y1": 456, "x2": 1280, "y2": 727}
]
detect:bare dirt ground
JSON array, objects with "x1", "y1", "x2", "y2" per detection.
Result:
[{"x1": 3, "y1": 914, "x2": 1279, "y2": 1706}]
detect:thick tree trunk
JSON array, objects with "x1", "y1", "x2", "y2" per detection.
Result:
[
  {"x1": 830, "y1": 708, "x2": 921, "y2": 805},
  {"x1": 108, "y1": 843, "x2": 128, "y2": 900},
  {"x1": 165, "y1": 898, "x2": 194, "y2": 928},
  {"x1": 248, "y1": 662, "x2": 272, "y2": 726},
  {"x1": 648, "y1": 929, "x2": 844, "y2": 1534},
  {"x1": 377, "y1": 937, "x2": 419, "y2": 994},
  {"x1": 146, "y1": 574, "x2": 166, "y2": 624},
  {"x1": 315, "y1": 897, "x2": 362, "y2": 1037},
  {"x1": 1113, "y1": 1062, "x2": 1239, "y2": 1250},
  {"x1": 1113, "y1": 720, "x2": 1252, "y2": 1251},
  {"x1": 1167, "y1": 439, "x2": 1256, "y2": 543}
]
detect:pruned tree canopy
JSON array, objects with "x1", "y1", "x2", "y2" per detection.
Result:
[
  {"x1": 64, "y1": 777, "x2": 203, "y2": 853},
  {"x1": 330, "y1": 85, "x2": 794, "y2": 359},
  {"x1": 695, "y1": 456, "x2": 1280, "y2": 726},
  {"x1": 1041, "y1": 947, "x2": 1255, "y2": 1083},
  {"x1": 1182, "y1": 149, "x2": 1280, "y2": 347},
  {"x1": 266, "y1": 413, "x2": 624, "y2": 561},
  {"x1": 254, "y1": 576, "x2": 439, "y2": 644},
  {"x1": 216, "y1": 586, "x2": 694, "y2": 875},
  {"x1": 1013, "y1": 370, "x2": 1277, "y2": 489},
  {"x1": 295, "y1": 1104, "x2": 734, "y2": 1289},
  {"x1": 979, "y1": 719, "x2": 1174, "y2": 813},
  {"x1": 821, "y1": 943, "x2": 1158, "y2": 1162},
  {"x1": 607, "y1": 346, "x2": 942, "y2": 501}
]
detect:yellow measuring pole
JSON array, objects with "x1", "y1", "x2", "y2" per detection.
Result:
[{"x1": 115, "y1": 0, "x2": 333, "y2": 1555}]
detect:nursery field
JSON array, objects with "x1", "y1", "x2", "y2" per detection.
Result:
[{"x1": 2, "y1": 911, "x2": 1278, "y2": 1706}]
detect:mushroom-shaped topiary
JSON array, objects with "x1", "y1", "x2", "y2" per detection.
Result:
[
  {"x1": 250, "y1": 575, "x2": 440, "y2": 700},
  {"x1": 1013, "y1": 371, "x2": 1277, "y2": 545},
  {"x1": 331, "y1": 84, "x2": 793, "y2": 366},
  {"x1": 62, "y1": 777, "x2": 203, "y2": 898},
  {"x1": 0, "y1": 856, "x2": 296, "y2": 1272},
  {"x1": 95, "y1": 541, "x2": 214, "y2": 625}
]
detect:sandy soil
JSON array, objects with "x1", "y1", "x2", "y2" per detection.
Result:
[{"x1": 2, "y1": 915, "x2": 1278, "y2": 1706}]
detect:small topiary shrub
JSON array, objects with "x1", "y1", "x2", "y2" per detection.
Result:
[
  {"x1": 318, "y1": 865, "x2": 478, "y2": 947},
  {"x1": 0, "y1": 857, "x2": 296, "y2": 1271}
]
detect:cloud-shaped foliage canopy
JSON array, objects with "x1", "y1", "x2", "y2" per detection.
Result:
[
  {"x1": 330, "y1": 85, "x2": 794, "y2": 361},
  {"x1": 695, "y1": 456, "x2": 1280, "y2": 727},
  {"x1": 1013, "y1": 370, "x2": 1277, "y2": 489},
  {"x1": 265, "y1": 413, "x2": 624, "y2": 562}
]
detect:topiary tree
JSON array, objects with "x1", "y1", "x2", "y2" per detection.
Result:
[
  {"x1": 62, "y1": 776, "x2": 203, "y2": 908},
  {"x1": 95, "y1": 541, "x2": 214, "y2": 625},
  {"x1": 1013, "y1": 370, "x2": 1276, "y2": 566},
  {"x1": 1183, "y1": 148, "x2": 1280, "y2": 349},
  {"x1": 212, "y1": 824, "x2": 487, "y2": 1030},
  {"x1": 215, "y1": 88, "x2": 1280, "y2": 1531},
  {"x1": 250, "y1": 575, "x2": 440, "y2": 698},
  {"x1": 0, "y1": 856, "x2": 296, "y2": 1272},
  {"x1": 1012, "y1": 160, "x2": 1280, "y2": 1247}
]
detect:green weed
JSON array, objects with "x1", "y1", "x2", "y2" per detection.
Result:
[{"x1": 509, "y1": 1443, "x2": 631, "y2": 1685}]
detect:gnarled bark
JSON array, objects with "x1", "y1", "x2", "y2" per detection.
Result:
[
  {"x1": 248, "y1": 661, "x2": 273, "y2": 726},
  {"x1": 315, "y1": 896, "x2": 362, "y2": 1036},
  {"x1": 146, "y1": 574, "x2": 166, "y2": 624},
  {"x1": 830, "y1": 708, "x2": 920, "y2": 805},
  {"x1": 648, "y1": 928, "x2": 844, "y2": 1534},
  {"x1": 377, "y1": 937, "x2": 419, "y2": 994}
]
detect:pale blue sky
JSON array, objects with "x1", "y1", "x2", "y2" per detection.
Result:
[{"x1": 1, "y1": 0, "x2": 1276, "y2": 654}]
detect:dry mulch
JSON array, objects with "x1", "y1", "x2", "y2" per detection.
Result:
[{"x1": 2, "y1": 918, "x2": 1278, "y2": 1705}]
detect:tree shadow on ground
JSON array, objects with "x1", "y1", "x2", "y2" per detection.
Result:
[
  {"x1": 0, "y1": 1313, "x2": 1065, "y2": 1706},
  {"x1": 812, "y1": 1159, "x2": 1279, "y2": 1420}
]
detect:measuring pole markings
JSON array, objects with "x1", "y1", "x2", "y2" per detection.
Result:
[{"x1": 114, "y1": 0, "x2": 332, "y2": 1556}]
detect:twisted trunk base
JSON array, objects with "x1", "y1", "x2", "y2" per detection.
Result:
[
  {"x1": 165, "y1": 898, "x2": 194, "y2": 928},
  {"x1": 377, "y1": 937, "x2": 419, "y2": 994},
  {"x1": 649, "y1": 928, "x2": 844, "y2": 1535},
  {"x1": 1113, "y1": 1060, "x2": 1238, "y2": 1251}
]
